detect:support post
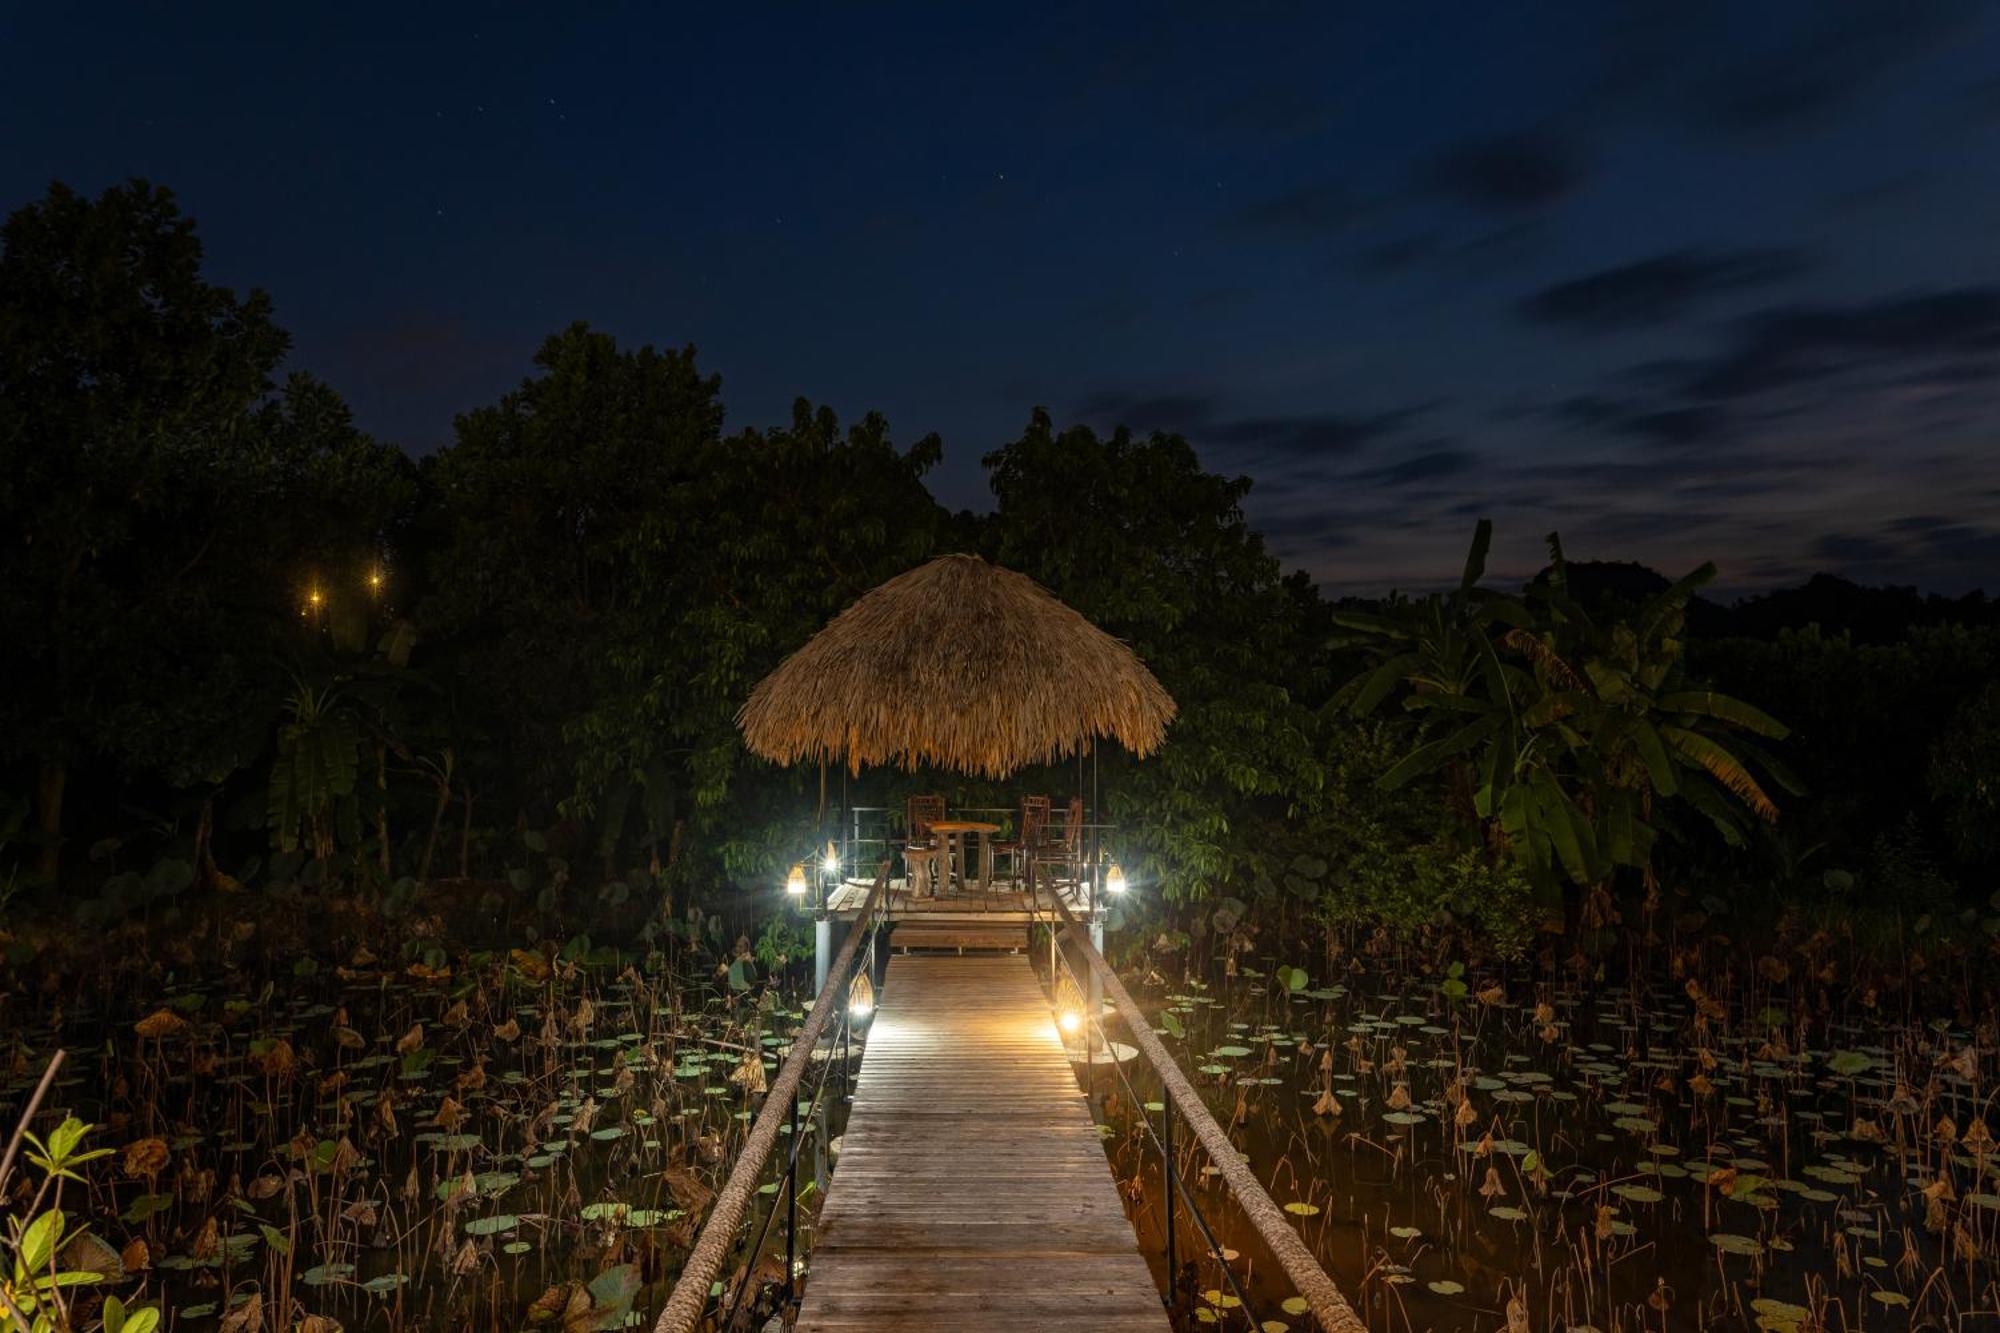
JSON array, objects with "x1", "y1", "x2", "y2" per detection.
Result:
[
  {"x1": 784, "y1": 1093, "x2": 799, "y2": 1301},
  {"x1": 814, "y1": 916, "x2": 832, "y2": 997},
  {"x1": 1087, "y1": 917, "x2": 1105, "y2": 1018},
  {"x1": 1162, "y1": 1090, "x2": 1177, "y2": 1311}
]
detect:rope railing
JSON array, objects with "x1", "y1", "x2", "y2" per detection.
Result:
[
  {"x1": 1043, "y1": 891, "x2": 1368, "y2": 1333},
  {"x1": 652, "y1": 862, "x2": 891, "y2": 1333}
]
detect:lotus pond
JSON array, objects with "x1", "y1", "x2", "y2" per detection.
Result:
[
  {"x1": 1067, "y1": 944, "x2": 2000, "y2": 1333},
  {"x1": 0, "y1": 916, "x2": 849, "y2": 1332},
  {"x1": 9, "y1": 901, "x2": 1999, "y2": 1333}
]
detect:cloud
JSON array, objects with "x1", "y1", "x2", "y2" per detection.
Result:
[
  {"x1": 1356, "y1": 445, "x2": 1477, "y2": 487},
  {"x1": 1696, "y1": 0, "x2": 1977, "y2": 133},
  {"x1": 1685, "y1": 287, "x2": 2000, "y2": 399},
  {"x1": 1592, "y1": 0, "x2": 1980, "y2": 138},
  {"x1": 1520, "y1": 248, "x2": 1810, "y2": 330},
  {"x1": 1229, "y1": 181, "x2": 1374, "y2": 236},
  {"x1": 1074, "y1": 391, "x2": 1429, "y2": 461},
  {"x1": 1206, "y1": 406, "x2": 1429, "y2": 459},
  {"x1": 1553, "y1": 394, "x2": 1726, "y2": 447},
  {"x1": 1070, "y1": 390, "x2": 1217, "y2": 434},
  {"x1": 1425, "y1": 132, "x2": 1588, "y2": 211}
]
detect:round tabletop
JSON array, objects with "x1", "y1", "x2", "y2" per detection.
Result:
[{"x1": 929, "y1": 820, "x2": 1001, "y2": 833}]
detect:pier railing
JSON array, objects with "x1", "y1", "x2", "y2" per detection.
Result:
[
  {"x1": 652, "y1": 861, "x2": 891, "y2": 1333},
  {"x1": 1031, "y1": 891, "x2": 1367, "y2": 1333}
]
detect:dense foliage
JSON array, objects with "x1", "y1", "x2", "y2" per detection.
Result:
[{"x1": 2, "y1": 180, "x2": 1995, "y2": 968}]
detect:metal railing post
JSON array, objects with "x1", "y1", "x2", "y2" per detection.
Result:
[
  {"x1": 785, "y1": 1092, "x2": 800, "y2": 1303},
  {"x1": 1044, "y1": 891, "x2": 1367, "y2": 1333},
  {"x1": 1162, "y1": 1089, "x2": 1177, "y2": 1311},
  {"x1": 654, "y1": 865, "x2": 891, "y2": 1333}
]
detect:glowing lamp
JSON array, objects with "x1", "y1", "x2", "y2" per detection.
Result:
[
  {"x1": 1106, "y1": 862, "x2": 1128, "y2": 894},
  {"x1": 848, "y1": 971, "x2": 875, "y2": 1020},
  {"x1": 1058, "y1": 1010, "x2": 1082, "y2": 1035},
  {"x1": 823, "y1": 841, "x2": 840, "y2": 876},
  {"x1": 785, "y1": 863, "x2": 808, "y2": 897}
]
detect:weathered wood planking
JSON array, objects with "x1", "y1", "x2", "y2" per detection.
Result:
[
  {"x1": 795, "y1": 954, "x2": 1169, "y2": 1331},
  {"x1": 890, "y1": 922, "x2": 1027, "y2": 953}
]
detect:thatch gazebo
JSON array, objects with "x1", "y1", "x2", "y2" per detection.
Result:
[
  {"x1": 737, "y1": 553, "x2": 1175, "y2": 985},
  {"x1": 738, "y1": 553, "x2": 1174, "y2": 778}
]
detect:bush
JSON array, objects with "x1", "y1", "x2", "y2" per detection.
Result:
[{"x1": 1318, "y1": 837, "x2": 1540, "y2": 959}]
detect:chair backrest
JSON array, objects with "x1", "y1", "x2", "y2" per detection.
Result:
[
  {"x1": 1019, "y1": 795, "x2": 1051, "y2": 845},
  {"x1": 906, "y1": 794, "x2": 945, "y2": 842},
  {"x1": 1053, "y1": 796, "x2": 1084, "y2": 851}
]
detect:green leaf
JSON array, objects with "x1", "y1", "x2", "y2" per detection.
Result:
[{"x1": 18, "y1": 1210, "x2": 63, "y2": 1273}]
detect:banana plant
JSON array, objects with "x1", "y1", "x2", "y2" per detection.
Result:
[
  {"x1": 1341, "y1": 523, "x2": 1795, "y2": 912},
  {"x1": 267, "y1": 679, "x2": 360, "y2": 860}
]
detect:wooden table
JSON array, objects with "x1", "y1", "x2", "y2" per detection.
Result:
[{"x1": 927, "y1": 820, "x2": 1000, "y2": 894}]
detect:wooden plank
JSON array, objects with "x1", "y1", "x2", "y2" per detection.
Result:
[
  {"x1": 890, "y1": 922, "x2": 1027, "y2": 953},
  {"x1": 795, "y1": 954, "x2": 1169, "y2": 1332}
]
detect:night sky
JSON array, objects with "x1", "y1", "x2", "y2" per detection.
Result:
[{"x1": 7, "y1": 3, "x2": 2000, "y2": 595}]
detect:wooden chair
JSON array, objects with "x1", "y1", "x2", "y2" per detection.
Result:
[
  {"x1": 902, "y1": 795, "x2": 945, "y2": 897},
  {"x1": 1030, "y1": 796, "x2": 1085, "y2": 895},
  {"x1": 991, "y1": 796, "x2": 1051, "y2": 887}
]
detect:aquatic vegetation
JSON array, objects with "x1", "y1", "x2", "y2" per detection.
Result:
[
  {"x1": 1083, "y1": 947, "x2": 1998, "y2": 1332},
  {"x1": 0, "y1": 903, "x2": 843, "y2": 1330}
]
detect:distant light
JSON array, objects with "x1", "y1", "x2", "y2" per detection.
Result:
[
  {"x1": 785, "y1": 863, "x2": 808, "y2": 896},
  {"x1": 1106, "y1": 863, "x2": 1127, "y2": 894},
  {"x1": 823, "y1": 842, "x2": 839, "y2": 876},
  {"x1": 367, "y1": 569, "x2": 383, "y2": 592},
  {"x1": 1058, "y1": 1010, "x2": 1082, "y2": 1035}
]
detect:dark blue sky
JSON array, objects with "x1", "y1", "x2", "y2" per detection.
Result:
[{"x1": 7, "y1": 3, "x2": 2000, "y2": 593}]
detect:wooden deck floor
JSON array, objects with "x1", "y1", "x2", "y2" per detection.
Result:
[{"x1": 795, "y1": 954, "x2": 1169, "y2": 1331}]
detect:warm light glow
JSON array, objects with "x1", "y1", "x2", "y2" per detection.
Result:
[
  {"x1": 785, "y1": 863, "x2": 808, "y2": 896},
  {"x1": 1106, "y1": 862, "x2": 1127, "y2": 894},
  {"x1": 822, "y1": 841, "x2": 839, "y2": 876},
  {"x1": 367, "y1": 569, "x2": 383, "y2": 592},
  {"x1": 1058, "y1": 1009, "x2": 1082, "y2": 1034},
  {"x1": 848, "y1": 971, "x2": 875, "y2": 1020},
  {"x1": 307, "y1": 588, "x2": 323, "y2": 607}
]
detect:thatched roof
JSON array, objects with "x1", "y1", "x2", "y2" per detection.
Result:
[{"x1": 737, "y1": 554, "x2": 1176, "y2": 777}]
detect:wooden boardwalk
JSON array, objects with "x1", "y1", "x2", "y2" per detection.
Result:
[{"x1": 795, "y1": 954, "x2": 1170, "y2": 1331}]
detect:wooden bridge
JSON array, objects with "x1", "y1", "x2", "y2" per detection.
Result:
[
  {"x1": 796, "y1": 952, "x2": 1167, "y2": 1330},
  {"x1": 652, "y1": 869, "x2": 1365, "y2": 1333}
]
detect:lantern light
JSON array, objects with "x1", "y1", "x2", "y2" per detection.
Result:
[
  {"x1": 785, "y1": 863, "x2": 808, "y2": 896},
  {"x1": 848, "y1": 971, "x2": 875, "y2": 1020},
  {"x1": 823, "y1": 841, "x2": 840, "y2": 877},
  {"x1": 1106, "y1": 862, "x2": 1128, "y2": 894},
  {"x1": 1058, "y1": 1009, "x2": 1082, "y2": 1035}
]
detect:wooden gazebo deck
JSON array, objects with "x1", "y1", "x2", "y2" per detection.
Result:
[{"x1": 794, "y1": 953, "x2": 1169, "y2": 1331}]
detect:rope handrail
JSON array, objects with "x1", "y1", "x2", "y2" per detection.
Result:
[
  {"x1": 652, "y1": 861, "x2": 891, "y2": 1333},
  {"x1": 1045, "y1": 892, "x2": 1367, "y2": 1333}
]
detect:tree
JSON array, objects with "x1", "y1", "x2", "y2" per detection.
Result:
[
  {"x1": 0, "y1": 180, "x2": 411, "y2": 883},
  {"x1": 425, "y1": 324, "x2": 944, "y2": 888},
  {"x1": 983, "y1": 410, "x2": 1325, "y2": 901},
  {"x1": 1930, "y1": 679, "x2": 2000, "y2": 869}
]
